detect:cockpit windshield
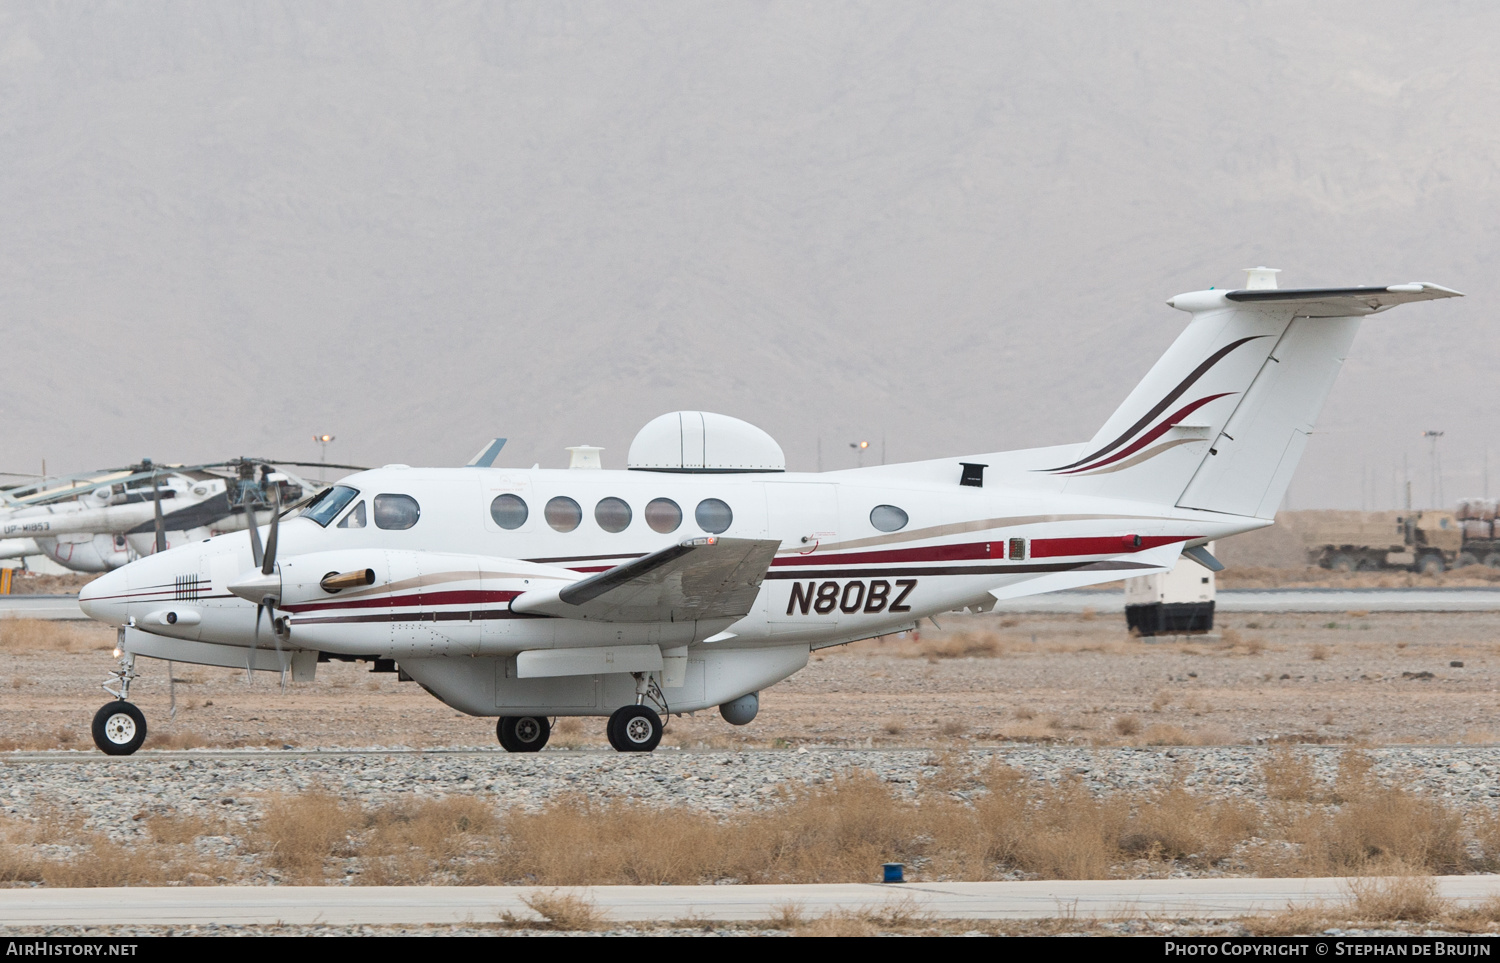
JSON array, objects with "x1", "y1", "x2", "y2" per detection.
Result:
[{"x1": 298, "y1": 485, "x2": 359, "y2": 527}]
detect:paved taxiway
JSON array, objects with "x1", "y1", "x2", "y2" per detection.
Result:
[
  {"x1": 5, "y1": 589, "x2": 1500, "y2": 623},
  {"x1": 4, "y1": 878, "x2": 1500, "y2": 925},
  {"x1": 994, "y1": 588, "x2": 1500, "y2": 613}
]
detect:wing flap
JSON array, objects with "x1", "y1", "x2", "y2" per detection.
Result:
[{"x1": 511, "y1": 536, "x2": 781, "y2": 623}]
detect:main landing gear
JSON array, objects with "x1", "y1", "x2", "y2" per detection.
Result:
[
  {"x1": 496, "y1": 716, "x2": 551, "y2": 752},
  {"x1": 92, "y1": 651, "x2": 147, "y2": 755},
  {"x1": 607, "y1": 705, "x2": 663, "y2": 752}
]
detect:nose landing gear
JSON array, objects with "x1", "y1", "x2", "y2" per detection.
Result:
[{"x1": 93, "y1": 650, "x2": 147, "y2": 755}]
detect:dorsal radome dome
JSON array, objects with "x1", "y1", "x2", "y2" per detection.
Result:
[{"x1": 627, "y1": 411, "x2": 785, "y2": 473}]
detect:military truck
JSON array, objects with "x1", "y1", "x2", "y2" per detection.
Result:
[{"x1": 1303, "y1": 505, "x2": 1493, "y2": 574}]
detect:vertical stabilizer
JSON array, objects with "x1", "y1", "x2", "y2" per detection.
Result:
[{"x1": 1048, "y1": 276, "x2": 1460, "y2": 516}]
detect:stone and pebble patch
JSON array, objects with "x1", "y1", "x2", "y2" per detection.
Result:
[{"x1": 0, "y1": 744, "x2": 1495, "y2": 843}]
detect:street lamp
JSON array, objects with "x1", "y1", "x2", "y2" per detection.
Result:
[
  {"x1": 849, "y1": 440, "x2": 869, "y2": 468},
  {"x1": 313, "y1": 434, "x2": 335, "y2": 466}
]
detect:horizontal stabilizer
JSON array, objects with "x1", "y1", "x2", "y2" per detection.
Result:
[
  {"x1": 511, "y1": 536, "x2": 781, "y2": 623},
  {"x1": 1220, "y1": 283, "x2": 1462, "y2": 316}
]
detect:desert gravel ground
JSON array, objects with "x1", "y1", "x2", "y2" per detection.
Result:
[
  {"x1": 2, "y1": 608, "x2": 1497, "y2": 751},
  {"x1": 3, "y1": 602, "x2": 1500, "y2": 936}
]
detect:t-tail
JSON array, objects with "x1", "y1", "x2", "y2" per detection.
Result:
[{"x1": 1048, "y1": 269, "x2": 1461, "y2": 518}]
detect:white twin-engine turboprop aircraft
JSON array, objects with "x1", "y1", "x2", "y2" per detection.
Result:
[{"x1": 78, "y1": 271, "x2": 1460, "y2": 755}]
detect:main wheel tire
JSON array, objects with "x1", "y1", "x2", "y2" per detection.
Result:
[
  {"x1": 1484, "y1": 552, "x2": 1500, "y2": 569},
  {"x1": 1327, "y1": 553, "x2": 1356, "y2": 572},
  {"x1": 92, "y1": 701, "x2": 146, "y2": 756},
  {"x1": 1457, "y1": 552, "x2": 1480, "y2": 569},
  {"x1": 606, "y1": 705, "x2": 662, "y2": 752},
  {"x1": 497, "y1": 715, "x2": 551, "y2": 753},
  {"x1": 1417, "y1": 554, "x2": 1445, "y2": 576}
]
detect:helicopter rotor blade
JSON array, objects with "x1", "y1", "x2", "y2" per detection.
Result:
[
  {"x1": 152, "y1": 472, "x2": 167, "y2": 554},
  {"x1": 246, "y1": 499, "x2": 264, "y2": 569}
]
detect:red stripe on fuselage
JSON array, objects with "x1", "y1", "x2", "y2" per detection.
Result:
[
  {"x1": 280, "y1": 589, "x2": 522, "y2": 614},
  {"x1": 1029, "y1": 535, "x2": 1185, "y2": 558}
]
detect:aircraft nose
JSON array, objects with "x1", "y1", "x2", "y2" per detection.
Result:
[{"x1": 78, "y1": 567, "x2": 130, "y2": 624}]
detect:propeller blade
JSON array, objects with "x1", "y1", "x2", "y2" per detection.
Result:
[
  {"x1": 261, "y1": 481, "x2": 281, "y2": 577},
  {"x1": 152, "y1": 472, "x2": 167, "y2": 554},
  {"x1": 246, "y1": 500, "x2": 263, "y2": 568}
]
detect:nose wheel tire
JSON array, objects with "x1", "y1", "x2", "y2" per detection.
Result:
[
  {"x1": 496, "y1": 715, "x2": 551, "y2": 753},
  {"x1": 92, "y1": 701, "x2": 147, "y2": 756},
  {"x1": 607, "y1": 705, "x2": 663, "y2": 752}
]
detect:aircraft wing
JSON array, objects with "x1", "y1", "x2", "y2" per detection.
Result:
[{"x1": 510, "y1": 536, "x2": 781, "y2": 623}]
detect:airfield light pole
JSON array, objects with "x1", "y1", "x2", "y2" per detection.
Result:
[
  {"x1": 1423, "y1": 430, "x2": 1444, "y2": 510},
  {"x1": 313, "y1": 434, "x2": 335, "y2": 467},
  {"x1": 850, "y1": 440, "x2": 868, "y2": 468}
]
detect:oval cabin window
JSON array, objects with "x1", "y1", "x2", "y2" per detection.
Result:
[
  {"x1": 869, "y1": 505, "x2": 908, "y2": 533},
  {"x1": 695, "y1": 498, "x2": 733, "y2": 534},
  {"x1": 595, "y1": 497, "x2": 632, "y2": 533},
  {"x1": 373, "y1": 494, "x2": 421, "y2": 530},
  {"x1": 490, "y1": 494, "x2": 528, "y2": 530},
  {"x1": 645, "y1": 497, "x2": 682, "y2": 534},
  {"x1": 545, "y1": 496, "x2": 582, "y2": 533}
]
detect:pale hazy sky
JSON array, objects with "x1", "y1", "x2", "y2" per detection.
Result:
[{"x1": 2, "y1": 1, "x2": 1495, "y2": 508}]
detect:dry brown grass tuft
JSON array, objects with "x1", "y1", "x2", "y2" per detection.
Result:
[
  {"x1": 0, "y1": 618, "x2": 114, "y2": 653},
  {"x1": 899, "y1": 631, "x2": 1004, "y2": 660},
  {"x1": 1283, "y1": 784, "x2": 1467, "y2": 876},
  {"x1": 1310, "y1": 644, "x2": 1331, "y2": 661},
  {"x1": 145, "y1": 812, "x2": 227, "y2": 845},
  {"x1": 1347, "y1": 872, "x2": 1446, "y2": 921},
  {"x1": 1241, "y1": 903, "x2": 1333, "y2": 936},
  {"x1": 1142, "y1": 724, "x2": 1196, "y2": 746},
  {"x1": 1261, "y1": 748, "x2": 1320, "y2": 802},
  {"x1": 361, "y1": 795, "x2": 500, "y2": 885},
  {"x1": 145, "y1": 729, "x2": 209, "y2": 750},
  {"x1": 510, "y1": 892, "x2": 605, "y2": 931},
  {"x1": 253, "y1": 791, "x2": 361, "y2": 882},
  {"x1": 1119, "y1": 781, "x2": 1258, "y2": 865},
  {"x1": 1112, "y1": 715, "x2": 1141, "y2": 737}
]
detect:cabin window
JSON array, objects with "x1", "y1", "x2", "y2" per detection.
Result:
[
  {"x1": 645, "y1": 497, "x2": 682, "y2": 534},
  {"x1": 336, "y1": 500, "x2": 367, "y2": 529},
  {"x1": 545, "y1": 496, "x2": 583, "y2": 533},
  {"x1": 373, "y1": 494, "x2": 421, "y2": 530},
  {"x1": 695, "y1": 498, "x2": 733, "y2": 534},
  {"x1": 869, "y1": 505, "x2": 908, "y2": 533},
  {"x1": 489, "y1": 494, "x2": 528, "y2": 530},
  {"x1": 300, "y1": 486, "x2": 359, "y2": 527},
  {"x1": 595, "y1": 497, "x2": 632, "y2": 533}
]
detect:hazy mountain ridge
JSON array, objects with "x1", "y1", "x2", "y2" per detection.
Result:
[{"x1": 1, "y1": 2, "x2": 1496, "y2": 506}]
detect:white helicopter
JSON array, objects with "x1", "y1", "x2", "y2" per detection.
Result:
[
  {"x1": 0, "y1": 460, "x2": 335, "y2": 573},
  {"x1": 77, "y1": 271, "x2": 1459, "y2": 754}
]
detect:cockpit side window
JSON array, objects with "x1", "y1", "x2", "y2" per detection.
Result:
[
  {"x1": 336, "y1": 500, "x2": 367, "y2": 529},
  {"x1": 373, "y1": 494, "x2": 421, "y2": 530},
  {"x1": 299, "y1": 486, "x2": 359, "y2": 527}
]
